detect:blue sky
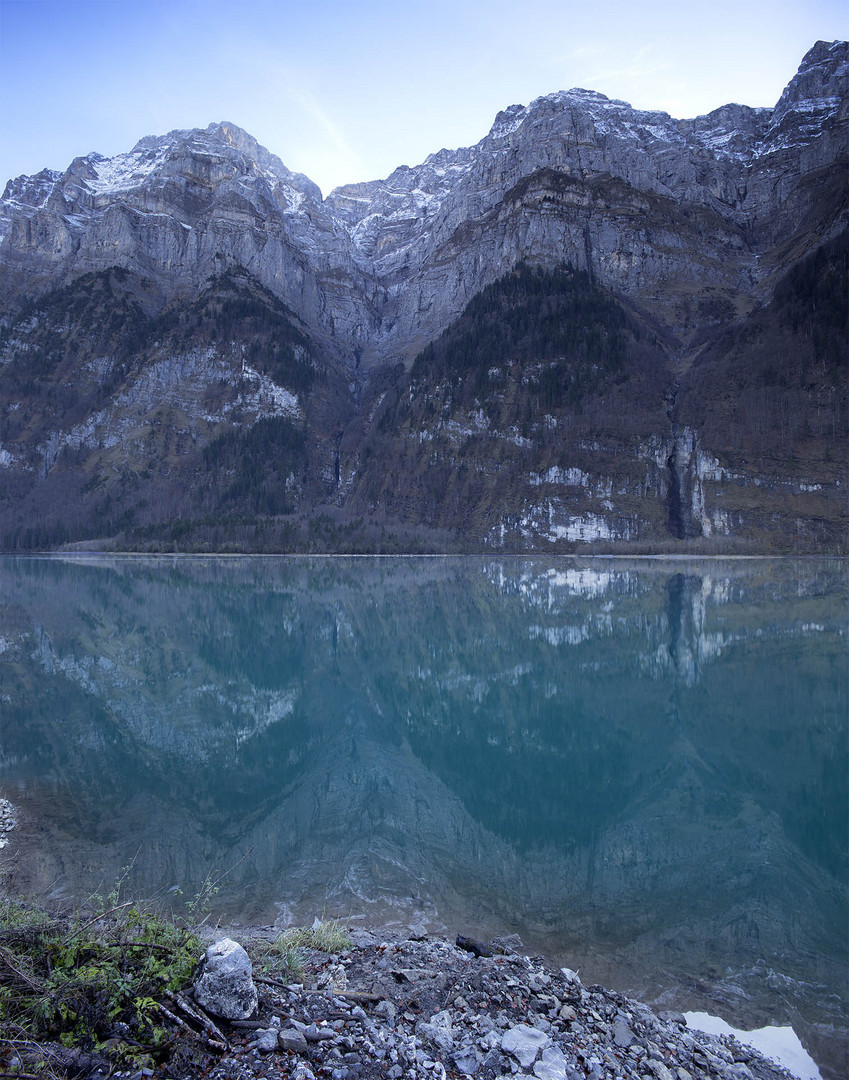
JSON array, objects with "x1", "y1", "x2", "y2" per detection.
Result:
[{"x1": 1, "y1": 0, "x2": 846, "y2": 196}]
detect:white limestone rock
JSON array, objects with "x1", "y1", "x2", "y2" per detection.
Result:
[
  {"x1": 501, "y1": 1023, "x2": 552, "y2": 1068},
  {"x1": 192, "y1": 937, "x2": 258, "y2": 1020}
]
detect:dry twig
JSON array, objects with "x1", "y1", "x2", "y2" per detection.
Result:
[
  {"x1": 0, "y1": 944, "x2": 43, "y2": 993},
  {"x1": 58, "y1": 901, "x2": 134, "y2": 948}
]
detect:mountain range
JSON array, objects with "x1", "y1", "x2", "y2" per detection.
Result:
[{"x1": 1, "y1": 40, "x2": 846, "y2": 552}]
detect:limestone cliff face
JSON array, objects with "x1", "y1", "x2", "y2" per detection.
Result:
[
  {"x1": 3, "y1": 43, "x2": 845, "y2": 359},
  {"x1": 0, "y1": 42, "x2": 846, "y2": 552},
  {"x1": 326, "y1": 39, "x2": 848, "y2": 362},
  {"x1": 0, "y1": 122, "x2": 382, "y2": 359}
]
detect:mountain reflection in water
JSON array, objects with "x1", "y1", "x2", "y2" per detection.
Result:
[{"x1": 0, "y1": 555, "x2": 846, "y2": 1077}]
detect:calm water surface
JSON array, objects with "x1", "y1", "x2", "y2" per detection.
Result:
[{"x1": 0, "y1": 555, "x2": 846, "y2": 1075}]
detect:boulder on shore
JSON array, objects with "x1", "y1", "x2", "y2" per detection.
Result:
[{"x1": 193, "y1": 938, "x2": 258, "y2": 1020}]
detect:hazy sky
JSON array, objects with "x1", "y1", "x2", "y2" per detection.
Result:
[{"x1": 1, "y1": 0, "x2": 846, "y2": 196}]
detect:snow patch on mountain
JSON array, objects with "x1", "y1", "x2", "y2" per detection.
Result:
[{"x1": 88, "y1": 147, "x2": 172, "y2": 195}]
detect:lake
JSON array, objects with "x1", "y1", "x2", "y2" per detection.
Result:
[{"x1": 0, "y1": 554, "x2": 846, "y2": 1076}]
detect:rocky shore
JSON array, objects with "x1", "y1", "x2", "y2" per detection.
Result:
[
  {"x1": 179, "y1": 925, "x2": 801, "y2": 1080},
  {"x1": 0, "y1": 800, "x2": 813, "y2": 1080}
]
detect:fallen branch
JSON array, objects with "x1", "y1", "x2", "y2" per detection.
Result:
[
  {"x1": 254, "y1": 974, "x2": 294, "y2": 990},
  {"x1": 154, "y1": 1001, "x2": 227, "y2": 1053},
  {"x1": 0, "y1": 1026, "x2": 33, "y2": 1044},
  {"x1": 164, "y1": 989, "x2": 229, "y2": 1047},
  {"x1": 0, "y1": 945, "x2": 43, "y2": 994}
]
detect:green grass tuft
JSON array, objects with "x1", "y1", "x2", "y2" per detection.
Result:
[{"x1": 281, "y1": 916, "x2": 352, "y2": 954}]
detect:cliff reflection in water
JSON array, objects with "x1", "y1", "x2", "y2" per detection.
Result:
[{"x1": 0, "y1": 556, "x2": 846, "y2": 1075}]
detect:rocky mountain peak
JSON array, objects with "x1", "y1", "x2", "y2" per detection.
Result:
[
  {"x1": 770, "y1": 39, "x2": 848, "y2": 131},
  {"x1": 4, "y1": 40, "x2": 843, "y2": 355},
  {"x1": 488, "y1": 104, "x2": 528, "y2": 139},
  {"x1": 557, "y1": 87, "x2": 630, "y2": 107},
  {"x1": 143, "y1": 123, "x2": 320, "y2": 200},
  {"x1": 685, "y1": 103, "x2": 771, "y2": 160},
  {"x1": 1, "y1": 167, "x2": 62, "y2": 208},
  {"x1": 30, "y1": 121, "x2": 325, "y2": 213},
  {"x1": 205, "y1": 119, "x2": 266, "y2": 155},
  {"x1": 199, "y1": 121, "x2": 323, "y2": 199}
]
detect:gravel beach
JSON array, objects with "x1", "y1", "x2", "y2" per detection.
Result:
[{"x1": 171, "y1": 924, "x2": 804, "y2": 1080}]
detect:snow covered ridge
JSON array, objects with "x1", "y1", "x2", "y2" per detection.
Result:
[
  {"x1": 1, "y1": 167, "x2": 62, "y2": 208},
  {"x1": 483, "y1": 39, "x2": 845, "y2": 161},
  {"x1": 771, "y1": 38, "x2": 849, "y2": 125},
  {"x1": 107, "y1": 124, "x2": 314, "y2": 199},
  {"x1": 2, "y1": 40, "x2": 844, "y2": 217},
  {"x1": 1, "y1": 120, "x2": 322, "y2": 215}
]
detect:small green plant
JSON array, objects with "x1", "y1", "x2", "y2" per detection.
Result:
[
  {"x1": 88, "y1": 861, "x2": 134, "y2": 915},
  {"x1": 250, "y1": 916, "x2": 351, "y2": 985},
  {"x1": 133, "y1": 993, "x2": 160, "y2": 1025},
  {"x1": 0, "y1": 896, "x2": 51, "y2": 930},
  {"x1": 183, "y1": 869, "x2": 221, "y2": 919},
  {"x1": 181, "y1": 848, "x2": 252, "y2": 922}
]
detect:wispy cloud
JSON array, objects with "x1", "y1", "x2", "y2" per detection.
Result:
[
  {"x1": 293, "y1": 91, "x2": 361, "y2": 166},
  {"x1": 586, "y1": 44, "x2": 674, "y2": 88}
]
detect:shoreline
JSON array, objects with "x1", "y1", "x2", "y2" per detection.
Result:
[
  {"x1": 0, "y1": 791, "x2": 839, "y2": 1080},
  {"x1": 0, "y1": 896, "x2": 812, "y2": 1080},
  {"x1": 0, "y1": 910, "x2": 830, "y2": 1078},
  {"x1": 5, "y1": 550, "x2": 847, "y2": 561}
]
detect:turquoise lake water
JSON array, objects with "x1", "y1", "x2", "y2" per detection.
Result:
[{"x1": 0, "y1": 555, "x2": 846, "y2": 1075}]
